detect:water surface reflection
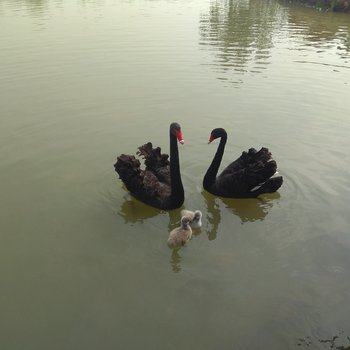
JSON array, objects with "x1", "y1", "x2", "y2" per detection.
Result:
[
  {"x1": 170, "y1": 249, "x2": 182, "y2": 273},
  {"x1": 202, "y1": 190, "x2": 280, "y2": 240},
  {"x1": 5, "y1": 0, "x2": 49, "y2": 15},
  {"x1": 118, "y1": 195, "x2": 162, "y2": 224},
  {"x1": 1, "y1": 0, "x2": 350, "y2": 348},
  {"x1": 199, "y1": 0, "x2": 350, "y2": 83},
  {"x1": 199, "y1": 0, "x2": 285, "y2": 81},
  {"x1": 287, "y1": 5, "x2": 350, "y2": 56}
]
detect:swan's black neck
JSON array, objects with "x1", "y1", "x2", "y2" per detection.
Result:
[
  {"x1": 203, "y1": 130, "x2": 227, "y2": 190},
  {"x1": 169, "y1": 128, "x2": 184, "y2": 208}
]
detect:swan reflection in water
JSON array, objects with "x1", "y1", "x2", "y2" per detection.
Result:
[
  {"x1": 119, "y1": 190, "x2": 279, "y2": 228},
  {"x1": 118, "y1": 194, "x2": 196, "y2": 227},
  {"x1": 117, "y1": 190, "x2": 279, "y2": 273},
  {"x1": 118, "y1": 193, "x2": 164, "y2": 224},
  {"x1": 202, "y1": 190, "x2": 281, "y2": 239}
]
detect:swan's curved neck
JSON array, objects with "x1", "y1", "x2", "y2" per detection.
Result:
[
  {"x1": 169, "y1": 130, "x2": 184, "y2": 206},
  {"x1": 203, "y1": 132, "x2": 227, "y2": 189}
]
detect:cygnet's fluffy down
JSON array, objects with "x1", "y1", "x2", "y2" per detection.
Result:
[
  {"x1": 167, "y1": 216, "x2": 192, "y2": 248},
  {"x1": 180, "y1": 209, "x2": 202, "y2": 229}
]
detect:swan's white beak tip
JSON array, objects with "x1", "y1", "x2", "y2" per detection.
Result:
[{"x1": 179, "y1": 140, "x2": 184, "y2": 145}]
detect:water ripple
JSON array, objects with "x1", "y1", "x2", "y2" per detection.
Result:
[{"x1": 199, "y1": 0, "x2": 350, "y2": 84}]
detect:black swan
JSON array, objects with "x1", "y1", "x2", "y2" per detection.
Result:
[
  {"x1": 167, "y1": 216, "x2": 192, "y2": 248},
  {"x1": 114, "y1": 122, "x2": 185, "y2": 210},
  {"x1": 203, "y1": 128, "x2": 283, "y2": 198}
]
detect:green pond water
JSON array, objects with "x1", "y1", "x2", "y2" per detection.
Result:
[{"x1": 1, "y1": 0, "x2": 350, "y2": 349}]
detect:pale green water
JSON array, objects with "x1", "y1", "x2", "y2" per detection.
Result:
[{"x1": 1, "y1": 0, "x2": 350, "y2": 349}]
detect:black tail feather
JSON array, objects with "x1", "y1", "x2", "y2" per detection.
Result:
[
  {"x1": 250, "y1": 176, "x2": 283, "y2": 197},
  {"x1": 114, "y1": 154, "x2": 141, "y2": 182}
]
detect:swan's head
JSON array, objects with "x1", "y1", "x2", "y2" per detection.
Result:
[
  {"x1": 208, "y1": 128, "x2": 226, "y2": 143},
  {"x1": 180, "y1": 216, "x2": 191, "y2": 229},
  {"x1": 193, "y1": 210, "x2": 202, "y2": 220},
  {"x1": 190, "y1": 210, "x2": 202, "y2": 228},
  {"x1": 170, "y1": 122, "x2": 184, "y2": 144}
]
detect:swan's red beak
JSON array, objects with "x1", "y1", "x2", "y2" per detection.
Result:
[
  {"x1": 208, "y1": 134, "x2": 215, "y2": 144},
  {"x1": 176, "y1": 130, "x2": 184, "y2": 144}
]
